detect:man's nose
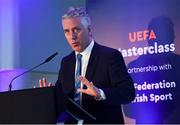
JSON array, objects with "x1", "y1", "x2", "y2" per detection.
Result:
[{"x1": 72, "y1": 33, "x2": 77, "y2": 41}]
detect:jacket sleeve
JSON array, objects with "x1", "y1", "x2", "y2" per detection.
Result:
[{"x1": 102, "y1": 50, "x2": 135, "y2": 105}]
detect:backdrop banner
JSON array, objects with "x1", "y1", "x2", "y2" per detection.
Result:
[{"x1": 87, "y1": 0, "x2": 180, "y2": 124}]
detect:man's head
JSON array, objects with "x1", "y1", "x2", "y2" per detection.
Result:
[{"x1": 62, "y1": 7, "x2": 92, "y2": 52}]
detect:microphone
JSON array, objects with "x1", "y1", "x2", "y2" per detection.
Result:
[
  {"x1": 44, "y1": 52, "x2": 58, "y2": 63},
  {"x1": 8, "y1": 52, "x2": 58, "y2": 91}
]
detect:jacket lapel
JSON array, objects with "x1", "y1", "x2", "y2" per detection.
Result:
[
  {"x1": 85, "y1": 42, "x2": 99, "y2": 82},
  {"x1": 67, "y1": 52, "x2": 76, "y2": 98}
]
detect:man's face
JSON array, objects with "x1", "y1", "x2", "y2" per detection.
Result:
[{"x1": 62, "y1": 17, "x2": 91, "y2": 52}]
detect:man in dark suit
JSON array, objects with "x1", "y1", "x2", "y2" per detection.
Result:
[{"x1": 56, "y1": 7, "x2": 135, "y2": 124}]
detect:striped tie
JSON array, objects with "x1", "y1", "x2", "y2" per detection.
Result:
[{"x1": 74, "y1": 54, "x2": 82, "y2": 106}]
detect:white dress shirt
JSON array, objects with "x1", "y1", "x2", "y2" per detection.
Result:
[{"x1": 75, "y1": 41, "x2": 94, "y2": 78}]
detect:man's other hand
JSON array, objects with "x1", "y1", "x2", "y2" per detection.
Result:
[{"x1": 33, "y1": 77, "x2": 53, "y2": 88}]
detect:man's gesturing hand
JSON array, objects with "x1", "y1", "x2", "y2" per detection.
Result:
[{"x1": 77, "y1": 76, "x2": 100, "y2": 97}]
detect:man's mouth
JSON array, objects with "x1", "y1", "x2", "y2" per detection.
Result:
[{"x1": 72, "y1": 42, "x2": 80, "y2": 47}]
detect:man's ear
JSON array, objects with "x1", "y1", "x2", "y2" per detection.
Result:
[{"x1": 88, "y1": 26, "x2": 92, "y2": 36}]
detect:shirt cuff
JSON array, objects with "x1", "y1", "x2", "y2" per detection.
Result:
[{"x1": 94, "y1": 89, "x2": 106, "y2": 101}]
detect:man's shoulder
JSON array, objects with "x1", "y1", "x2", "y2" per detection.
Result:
[
  {"x1": 62, "y1": 51, "x2": 75, "y2": 62},
  {"x1": 95, "y1": 42, "x2": 120, "y2": 55}
]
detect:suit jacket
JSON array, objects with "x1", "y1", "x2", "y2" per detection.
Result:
[{"x1": 56, "y1": 42, "x2": 135, "y2": 124}]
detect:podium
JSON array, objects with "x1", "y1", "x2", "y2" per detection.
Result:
[
  {"x1": 0, "y1": 87, "x2": 64, "y2": 123},
  {"x1": 0, "y1": 86, "x2": 96, "y2": 123}
]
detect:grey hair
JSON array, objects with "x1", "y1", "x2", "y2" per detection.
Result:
[{"x1": 62, "y1": 7, "x2": 91, "y2": 27}]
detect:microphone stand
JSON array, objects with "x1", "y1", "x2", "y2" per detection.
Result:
[
  {"x1": 8, "y1": 62, "x2": 46, "y2": 91},
  {"x1": 8, "y1": 52, "x2": 58, "y2": 91}
]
